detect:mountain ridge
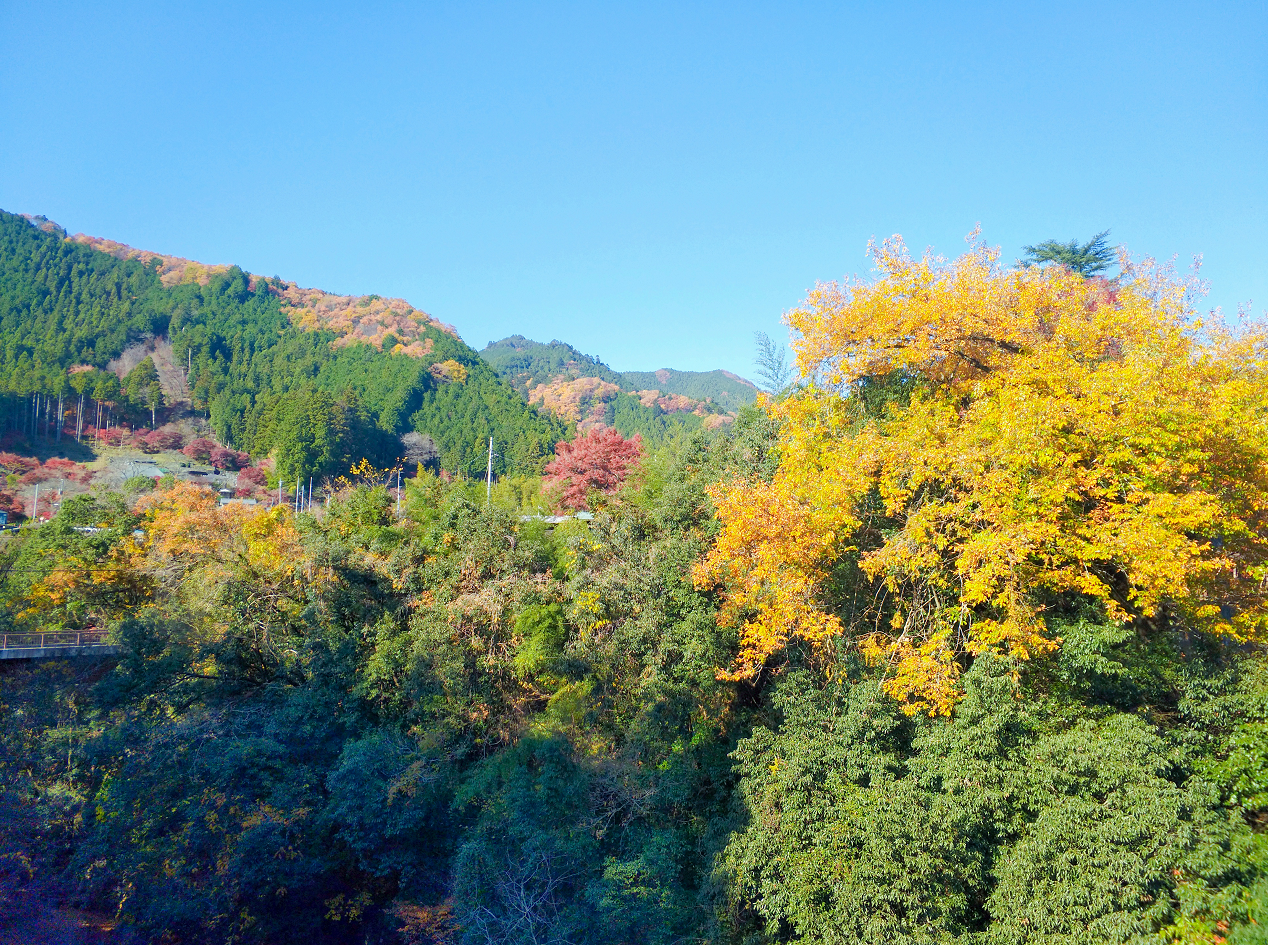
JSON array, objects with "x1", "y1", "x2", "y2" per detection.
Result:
[
  {"x1": 481, "y1": 335, "x2": 759, "y2": 412},
  {"x1": 64, "y1": 228, "x2": 461, "y2": 358}
]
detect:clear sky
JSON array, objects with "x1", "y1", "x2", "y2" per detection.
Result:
[{"x1": 1, "y1": 2, "x2": 1264, "y2": 379}]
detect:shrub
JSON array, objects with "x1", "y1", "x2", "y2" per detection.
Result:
[{"x1": 123, "y1": 475, "x2": 156, "y2": 494}]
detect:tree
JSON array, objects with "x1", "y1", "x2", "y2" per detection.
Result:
[
  {"x1": 209, "y1": 447, "x2": 247, "y2": 471},
  {"x1": 543, "y1": 427, "x2": 642, "y2": 511},
  {"x1": 753, "y1": 330, "x2": 793, "y2": 394},
  {"x1": 236, "y1": 466, "x2": 267, "y2": 491},
  {"x1": 183, "y1": 438, "x2": 216, "y2": 462},
  {"x1": 124, "y1": 357, "x2": 159, "y2": 402},
  {"x1": 400, "y1": 431, "x2": 439, "y2": 475},
  {"x1": 145, "y1": 380, "x2": 163, "y2": 428},
  {"x1": 696, "y1": 235, "x2": 1268, "y2": 714},
  {"x1": 1022, "y1": 229, "x2": 1116, "y2": 276}
]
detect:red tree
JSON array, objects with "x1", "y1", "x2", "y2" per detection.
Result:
[
  {"x1": 236, "y1": 466, "x2": 267, "y2": 491},
  {"x1": 543, "y1": 427, "x2": 642, "y2": 511},
  {"x1": 153, "y1": 428, "x2": 185, "y2": 450},
  {"x1": 209, "y1": 447, "x2": 249, "y2": 471},
  {"x1": 183, "y1": 438, "x2": 216, "y2": 462}
]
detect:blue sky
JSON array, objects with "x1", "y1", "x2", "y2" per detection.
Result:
[{"x1": 1, "y1": 2, "x2": 1264, "y2": 378}]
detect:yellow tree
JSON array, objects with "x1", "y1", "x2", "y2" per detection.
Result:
[
  {"x1": 134, "y1": 482, "x2": 326, "y2": 671},
  {"x1": 696, "y1": 236, "x2": 1268, "y2": 714}
]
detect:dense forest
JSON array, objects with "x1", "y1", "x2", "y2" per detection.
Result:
[
  {"x1": 0, "y1": 211, "x2": 566, "y2": 479},
  {"x1": 1, "y1": 231, "x2": 1266, "y2": 945}
]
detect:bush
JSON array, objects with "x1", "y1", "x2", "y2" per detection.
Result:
[
  {"x1": 123, "y1": 475, "x2": 156, "y2": 494},
  {"x1": 237, "y1": 467, "x2": 267, "y2": 490}
]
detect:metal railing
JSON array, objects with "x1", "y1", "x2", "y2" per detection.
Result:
[{"x1": 0, "y1": 630, "x2": 111, "y2": 649}]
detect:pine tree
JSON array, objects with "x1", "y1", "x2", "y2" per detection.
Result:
[{"x1": 1022, "y1": 230, "x2": 1116, "y2": 277}]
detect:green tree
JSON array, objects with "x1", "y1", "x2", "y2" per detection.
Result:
[{"x1": 1022, "y1": 229, "x2": 1116, "y2": 276}]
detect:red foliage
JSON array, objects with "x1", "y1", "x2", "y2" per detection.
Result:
[
  {"x1": 15, "y1": 457, "x2": 93, "y2": 485},
  {"x1": 237, "y1": 466, "x2": 267, "y2": 490},
  {"x1": 543, "y1": 427, "x2": 642, "y2": 511},
  {"x1": 209, "y1": 447, "x2": 249, "y2": 471},
  {"x1": 0, "y1": 453, "x2": 37, "y2": 475},
  {"x1": 0, "y1": 490, "x2": 23, "y2": 520},
  {"x1": 147, "y1": 428, "x2": 184, "y2": 451},
  {"x1": 183, "y1": 438, "x2": 217, "y2": 462}
]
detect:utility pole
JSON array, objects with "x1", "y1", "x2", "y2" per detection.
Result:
[
  {"x1": 30, "y1": 483, "x2": 38, "y2": 523},
  {"x1": 396, "y1": 468, "x2": 401, "y2": 516},
  {"x1": 486, "y1": 437, "x2": 493, "y2": 506},
  {"x1": 308, "y1": 477, "x2": 313, "y2": 513}
]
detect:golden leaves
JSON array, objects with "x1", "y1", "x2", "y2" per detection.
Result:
[
  {"x1": 137, "y1": 482, "x2": 314, "y2": 592},
  {"x1": 699, "y1": 237, "x2": 1268, "y2": 713}
]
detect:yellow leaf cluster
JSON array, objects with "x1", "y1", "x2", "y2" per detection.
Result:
[
  {"x1": 696, "y1": 237, "x2": 1268, "y2": 714},
  {"x1": 13, "y1": 543, "x2": 151, "y2": 630},
  {"x1": 136, "y1": 482, "x2": 313, "y2": 591}
]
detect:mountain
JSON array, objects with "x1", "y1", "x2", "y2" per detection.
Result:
[
  {"x1": 480, "y1": 336, "x2": 759, "y2": 432},
  {"x1": 0, "y1": 211, "x2": 565, "y2": 479},
  {"x1": 618, "y1": 367, "x2": 758, "y2": 410},
  {"x1": 69, "y1": 229, "x2": 461, "y2": 356}
]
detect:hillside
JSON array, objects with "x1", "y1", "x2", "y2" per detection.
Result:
[
  {"x1": 481, "y1": 335, "x2": 758, "y2": 435},
  {"x1": 69, "y1": 228, "x2": 460, "y2": 357},
  {"x1": 483, "y1": 335, "x2": 759, "y2": 408},
  {"x1": 0, "y1": 211, "x2": 566, "y2": 479},
  {"x1": 619, "y1": 367, "x2": 758, "y2": 410}
]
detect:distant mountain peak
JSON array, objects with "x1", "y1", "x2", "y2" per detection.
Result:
[{"x1": 481, "y1": 336, "x2": 759, "y2": 416}]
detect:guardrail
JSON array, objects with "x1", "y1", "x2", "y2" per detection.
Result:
[{"x1": 0, "y1": 630, "x2": 111, "y2": 649}]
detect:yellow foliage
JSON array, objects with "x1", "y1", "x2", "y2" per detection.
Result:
[
  {"x1": 14, "y1": 543, "x2": 151, "y2": 630},
  {"x1": 430, "y1": 359, "x2": 468, "y2": 384},
  {"x1": 696, "y1": 236, "x2": 1268, "y2": 714},
  {"x1": 136, "y1": 481, "x2": 314, "y2": 591},
  {"x1": 333, "y1": 457, "x2": 403, "y2": 493}
]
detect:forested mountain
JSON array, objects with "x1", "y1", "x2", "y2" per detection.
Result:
[
  {"x1": 482, "y1": 336, "x2": 625, "y2": 392},
  {"x1": 0, "y1": 211, "x2": 566, "y2": 478},
  {"x1": 482, "y1": 335, "x2": 759, "y2": 410},
  {"x1": 479, "y1": 335, "x2": 758, "y2": 443}
]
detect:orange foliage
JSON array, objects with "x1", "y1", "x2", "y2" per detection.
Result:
[
  {"x1": 136, "y1": 482, "x2": 318, "y2": 593},
  {"x1": 634, "y1": 389, "x2": 700, "y2": 413},
  {"x1": 529, "y1": 376, "x2": 622, "y2": 422}
]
